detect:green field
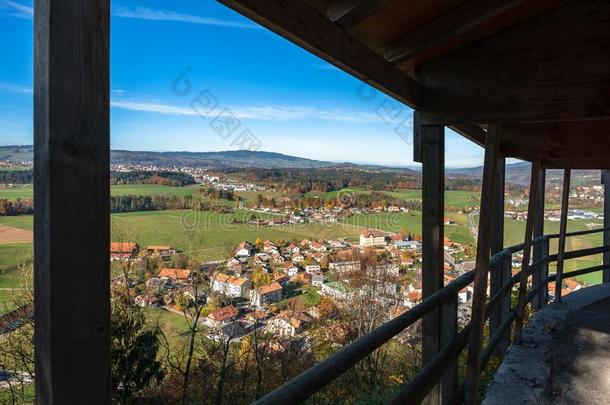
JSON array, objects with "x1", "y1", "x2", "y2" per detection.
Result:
[
  {"x1": 110, "y1": 184, "x2": 202, "y2": 197},
  {"x1": 502, "y1": 216, "x2": 604, "y2": 285},
  {"x1": 0, "y1": 184, "x2": 33, "y2": 200},
  {"x1": 0, "y1": 184, "x2": 206, "y2": 200},
  {"x1": 0, "y1": 209, "x2": 362, "y2": 263},
  {"x1": 305, "y1": 188, "x2": 480, "y2": 210},
  {"x1": 346, "y1": 211, "x2": 474, "y2": 245}
]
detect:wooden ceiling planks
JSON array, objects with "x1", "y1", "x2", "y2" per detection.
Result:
[
  {"x1": 385, "y1": 0, "x2": 528, "y2": 64},
  {"x1": 415, "y1": 0, "x2": 610, "y2": 124}
]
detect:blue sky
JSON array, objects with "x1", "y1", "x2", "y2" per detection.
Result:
[{"x1": 0, "y1": 0, "x2": 485, "y2": 167}]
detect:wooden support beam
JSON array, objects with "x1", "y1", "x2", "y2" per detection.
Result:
[
  {"x1": 217, "y1": 0, "x2": 420, "y2": 109},
  {"x1": 513, "y1": 162, "x2": 541, "y2": 344},
  {"x1": 555, "y1": 169, "x2": 571, "y2": 301},
  {"x1": 386, "y1": 0, "x2": 526, "y2": 64},
  {"x1": 501, "y1": 119, "x2": 610, "y2": 166},
  {"x1": 34, "y1": 0, "x2": 110, "y2": 403},
  {"x1": 464, "y1": 123, "x2": 500, "y2": 404},
  {"x1": 326, "y1": 0, "x2": 391, "y2": 29},
  {"x1": 489, "y1": 155, "x2": 506, "y2": 357},
  {"x1": 603, "y1": 170, "x2": 610, "y2": 283},
  {"x1": 532, "y1": 167, "x2": 547, "y2": 309},
  {"x1": 420, "y1": 120, "x2": 444, "y2": 404}
]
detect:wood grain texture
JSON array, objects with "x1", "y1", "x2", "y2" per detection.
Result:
[
  {"x1": 34, "y1": 0, "x2": 110, "y2": 403},
  {"x1": 602, "y1": 170, "x2": 610, "y2": 283},
  {"x1": 532, "y1": 167, "x2": 548, "y2": 308},
  {"x1": 500, "y1": 120, "x2": 610, "y2": 168},
  {"x1": 513, "y1": 162, "x2": 541, "y2": 344},
  {"x1": 489, "y1": 156, "x2": 507, "y2": 356},
  {"x1": 554, "y1": 169, "x2": 571, "y2": 301},
  {"x1": 326, "y1": 0, "x2": 391, "y2": 28},
  {"x1": 417, "y1": 0, "x2": 610, "y2": 124},
  {"x1": 420, "y1": 123, "x2": 444, "y2": 404},
  {"x1": 386, "y1": 0, "x2": 527, "y2": 63},
  {"x1": 464, "y1": 123, "x2": 499, "y2": 403}
]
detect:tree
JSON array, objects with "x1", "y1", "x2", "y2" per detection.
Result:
[
  {"x1": 0, "y1": 263, "x2": 35, "y2": 404},
  {"x1": 252, "y1": 268, "x2": 272, "y2": 288},
  {"x1": 111, "y1": 293, "x2": 164, "y2": 404}
]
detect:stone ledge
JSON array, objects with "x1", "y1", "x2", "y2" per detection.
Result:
[{"x1": 483, "y1": 283, "x2": 610, "y2": 405}]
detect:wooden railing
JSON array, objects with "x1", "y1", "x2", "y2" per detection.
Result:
[{"x1": 253, "y1": 227, "x2": 610, "y2": 404}]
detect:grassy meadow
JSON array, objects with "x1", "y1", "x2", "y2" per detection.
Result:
[
  {"x1": 502, "y1": 216, "x2": 605, "y2": 285},
  {"x1": 0, "y1": 184, "x2": 203, "y2": 200},
  {"x1": 304, "y1": 188, "x2": 481, "y2": 210}
]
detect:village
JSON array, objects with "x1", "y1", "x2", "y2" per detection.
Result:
[{"x1": 108, "y1": 226, "x2": 479, "y2": 347}]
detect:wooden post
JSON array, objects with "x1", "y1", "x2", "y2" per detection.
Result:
[
  {"x1": 555, "y1": 169, "x2": 571, "y2": 301},
  {"x1": 513, "y1": 162, "x2": 541, "y2": 344},
  {"x1": 34, "y1": 1, "x2": 111, "y2": 404},
  {"x1": 464, "y1": 123, "x2": 500, "y2": 404},
  {"x1": 603, "y1": 170, "x2": 610, "y2": 283},
  {"x1": 489, "y1": 155, "x2": 505, "y2": 357},
  {"x1": 416, "y1": 112, "x2": 445, "y2": 404},
  {"x1": 440, "y1": 297, "x2": 457, "y2": 402},
  {"x1": 532, "y1": 167, "x2": 547, "y2": 308}
]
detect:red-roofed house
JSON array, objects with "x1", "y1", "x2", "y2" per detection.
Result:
[
  {"x1": 206, "y1": 305, "x2": 238, "y2": 327},
  {"x1": 110, "y1": 242, "x2": 139, "y2": 261},
  {"x1": 250, "y1": 282, "x2": 283, "y2": 307},
  {"x1": 158, "y1": 268, "x2": 191, "y2": 282}
]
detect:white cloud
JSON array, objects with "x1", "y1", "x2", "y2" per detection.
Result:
[
  {"x1": 110, "y1": 98, "x2": 386, "y2": 124},
  {"x1": 0, "y1": 0, "x2": 33, "y2": 19},
  {"x1": 0, "y1": 81, "x2": 32, "y2": 94},
  {"x1": 112, "y1": 6, "x2": 260, "y2": 30}
]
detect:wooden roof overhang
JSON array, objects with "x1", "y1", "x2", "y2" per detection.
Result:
[{"x1": 218, "y1": 0, "x2": 610, "y2": 169}]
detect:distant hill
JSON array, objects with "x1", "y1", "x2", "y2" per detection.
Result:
[
  {"x1": 109, "y1": 149, "x2": 339, "y2": 169},
  {"x1": 0, "y1": 145, "x2": 599, "y2": 185},
  {"x1": 449, "y1": 161, "x2": 601, "y2": 186},
  {"x1": 0, "y1": 145, "x2": 33, "y2": 162},
  {"x1": 0, "y1": 146, "x2": 336, "y2": 169}
]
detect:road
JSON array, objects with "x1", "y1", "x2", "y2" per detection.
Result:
[{"x1": 467, "y1": 212, "x2": 478, "y2": 240}]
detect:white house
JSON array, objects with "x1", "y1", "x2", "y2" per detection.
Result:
[
  {"x1": 305, "y1": 264, "x2": 321, "y2": 274},
  {"x1": 212, "y1": 273, "x2": 251, "y2": 298},
  {"x1": 372, "y1": 263, "x2": 400, "y2": 277},
  {"x1": 329, "y1": 261, "x2": 360, "y2": 273},
  {"x1": 265, "y1": 311, "x2": 311, "y2": 337},
  {"x1": 235, "y1": 241, "x2": 255, "y2": 258},
  {"x1": 250, "y1": 282, "x2": 283, "y2": 307},
  {"x1": 359, "y1": 229, "x2": 386, "y2": 247},
  {"x1": 311, "y1": 273, "x2": 325, "y2": 287},
  {"x1": 284, "y1": 261, "x2": 300, "y2": 277}
]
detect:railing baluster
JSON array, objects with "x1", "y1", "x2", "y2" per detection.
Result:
[
  {"x1": 555, "y1": 169, "x2": 571, "y2": 301},
  {"x1": 514, "y1": 162, "x2": 541, "y2": 344},
  {"x1": 440, "y1": 296, "x2": 458, "y2": 403},
  {"x1": 602, "y1": 170, "x2": 610, "y2": 283},
  {"x1": 464, "y1": 123, "x2": 500, "y2": 404},
  {"x1": 532, "y1": 167, "x2": 546, "y2": 309},
  {"x1": 498, "y1": 253, "x2": 513, "y2": 356}
]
